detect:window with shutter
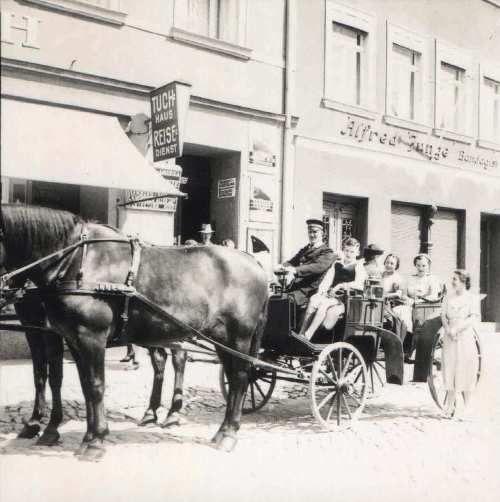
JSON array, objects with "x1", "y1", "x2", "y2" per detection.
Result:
[{"x1": 391, "y1": 203, "x2": 422, "y2": 277}]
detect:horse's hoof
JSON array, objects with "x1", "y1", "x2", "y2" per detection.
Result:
[
  {"x1": 36, "y1": 430, "x2": 60, "y2": 446},
  {"x1": 138, "y1": 411, "x2": 157, "y2": 427},
  {"x1": 17, "y1": 423, "x2": 41, "y2": 439},
  {"x1": 161, "y1": 414, "x2": 185, "y2": 428},
  {"x1": 215, "y1": 435, "x2": 237, "y2": 453},
  {"x1": 74, "y1": 442, "x2": 89, "y2": 457},
  {"x1": 77, "y1": 444, "x2": 105, "y2": 462}
]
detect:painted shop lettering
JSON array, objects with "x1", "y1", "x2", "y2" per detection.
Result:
[
  {"x1": 340, "y1": 119, "x2": 448, "y2": 160},
  {"x1": 458, "y1": 151, "x2": 498, "y2": 170}
]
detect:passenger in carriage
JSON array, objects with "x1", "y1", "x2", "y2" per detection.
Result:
[
  {"x1": 298, "y1": 240, "x2": 384, "y2": 340},
  {"x1": 276, "y1": 218, "x2": 336, "y2": 309},
  {"x1": 390, "y1": 253, "x2": 442, "y2": 338},
  {"x1": 407, "y1": 253, "x2": 442, "y2": 303},
  {"x1": 382, "y1": 253, "x2": 411, "y2": 343}
]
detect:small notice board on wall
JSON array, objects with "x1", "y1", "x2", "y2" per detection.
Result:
[
  {"x1": 249, "y1": 172, "x2": 275, "y2": 223},
  {"x1": 217, "y1": 178, "x2": 236, "y2": 199}
]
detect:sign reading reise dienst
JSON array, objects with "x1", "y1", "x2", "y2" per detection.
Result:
[{"x1": 150, "y1": 82, "x2": 179, "y2": 162}]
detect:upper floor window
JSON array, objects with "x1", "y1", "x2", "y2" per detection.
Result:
[
  {"x1": 330, "y1": 22, "x2": 366, "y2": 106},
  {"x1": 174, "y1": 0, "x2": 246, "y2": 46},
  {"x1": 384, "y1": 23, "x2": 430, "y2": 132},
  {"x1": 438, "y1": 62, "x2": 466, "y2": 132},
  {"x1": 21, "y1": 0, "x2": 127, "y2": 25},
  {"x1": 390, "y1": 44, "x2": 421, "y2": 121},
  {"x1": 482, "y1": 77, "x2": 500, "y2": 144},
  {"x1": 323, "y1": 2, "x2": 376, "y2": 120},
  {"x1": 434, "y1": 40, "x2": 475, "y2": 143}
]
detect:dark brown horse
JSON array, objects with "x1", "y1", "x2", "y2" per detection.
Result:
[{"x1": 0, "y1": 205, "x2": 268, "y2": 460}]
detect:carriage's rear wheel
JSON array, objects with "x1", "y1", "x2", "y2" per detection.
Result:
[
  {"x1": 219, "y1": 365, "x2": 277, "y2": 414},
  {"x1": 428, "y1": 331, "x2": 482, "y2": 410},
  {"x1": 310, "y1": 342, "x2": 368, "y2": 430}
]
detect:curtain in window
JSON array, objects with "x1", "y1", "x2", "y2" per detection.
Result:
[
  {"x1": 391, "y1": 45, "x2": 420, "y2": 120},
  {"x1": 218, "y1": 0, "x2": 240, "y2": 44},
  {"x1": 186, "y1": 0, "x2": 210, "y2": 37},
  {"x1": 483, "y1": 78, "x2": 500, "y2": 142}
]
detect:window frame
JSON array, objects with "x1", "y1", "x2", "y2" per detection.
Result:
[
  {"x1": 384, "y1": 22, "x2": 431, "y2": 133},
  {"x1": 171, "y1": 0, "x2": 251, "y2": 60},
  {"x1": 21, "y1": 0, "x2": 127, "y2": 25},
  {"x1": 433, "y1": 39, "x2": 476, "y2": 144},
  {"x1": 478, "y1": 61, "x2": 500, "y2": 152},
  {"x1": 323, "y1": 1, "x2": 377, "y2": 120}
]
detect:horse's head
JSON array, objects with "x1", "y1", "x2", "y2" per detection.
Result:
[{"x1": 0, "y1": 204, "x2": 83, "y2": 273}]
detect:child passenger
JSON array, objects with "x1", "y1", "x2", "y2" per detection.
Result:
[{"x1": 298, "y1": 240, "x2": 383, "y2": 340}]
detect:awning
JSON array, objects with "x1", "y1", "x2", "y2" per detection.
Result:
[{"x1": 0, "y1": 99, "x2": 184, "y2": 196}]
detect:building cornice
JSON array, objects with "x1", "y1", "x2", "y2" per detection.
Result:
[{"x1": 1, "y1": 57, "x2": 291, "y2": 123}]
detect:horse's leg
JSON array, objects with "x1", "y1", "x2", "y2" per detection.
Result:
[
  {"x1": 74, "y1": 332, "x2": 109, "y2": 461},
  {"x1": 211, "y1": 349, "x2": 235, "y2": 447},
  {"x1": 212, "y1": 347, "x2": 250, "y2": 452},
  {"x1": 162, "y1": 348, "x2": 187, "y2": 427},
  {"x1": 65, "y1": 340, "x2": 95, "y2": 457},
  {"x1": 138, "y1": 348, "x2": 167, "y2": 426},
  {"x1": 36, "y1": 334, "x2": 64, "y2": 446},
  {"x1": 18, "y1": 332, "x2": 48, "y2": 439}
]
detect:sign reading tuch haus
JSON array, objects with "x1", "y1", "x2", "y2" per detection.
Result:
[
  {"x1": 150, "y1": 82, "x2": 179, "y2": 161},
  {"x1": 340, "y1": 117, "x2": 499, "y2": 174}
]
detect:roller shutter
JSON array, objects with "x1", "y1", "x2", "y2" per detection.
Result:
[
  {"x1": 431, "y1": 210, "x2": 459, "y2": 288},
  {"x1": 391, "y1": 203, "x2": 422, "y2": 277}
]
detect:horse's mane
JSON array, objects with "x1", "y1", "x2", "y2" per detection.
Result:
[{"x1": 2, "y1": 204, "x2": 83, "y2": 262}]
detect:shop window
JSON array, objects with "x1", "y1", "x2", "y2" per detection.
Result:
[
  {"x1": 172, "y1": 0, "x2": 251, "y2": 59},
  {"x1": 323, "y1": 2, "x2": 376, "y2": 120},
  {"x1": 22, "y1": 0, "x2": 127, "y2": 25},
  {"x1": 434, "y1": 40, "x2": 475, "y2": 143}
]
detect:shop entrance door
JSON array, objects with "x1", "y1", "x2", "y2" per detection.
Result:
[
  {"x1": 176, "y1": 152, "x2": 240, "y2": 245},
  {"x1": 480, "y1": 214, "x2": 500, "y2": 323},
  {"x1": 323, "y1": 195, "x2": 366, "y2": 253}
]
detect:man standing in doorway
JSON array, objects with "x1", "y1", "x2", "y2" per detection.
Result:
[
  {"x1": 198, "y1": 223, "x2": 215, "y2": 245},
  {"x1": 277, "y1": 219, "x2": 336, "y2": 308}
]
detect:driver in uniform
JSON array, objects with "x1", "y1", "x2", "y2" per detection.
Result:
[{"x1": 276, "y1": 219, "x2": 336, "y2": 310}]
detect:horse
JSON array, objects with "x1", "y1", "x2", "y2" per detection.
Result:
[{"x1": 0, "y1": 204, "x2": 269, "y2": 460}]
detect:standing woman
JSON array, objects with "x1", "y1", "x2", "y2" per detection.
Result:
[{"x1": 440, "y1": 270, "x2": 480, "y2": 418}]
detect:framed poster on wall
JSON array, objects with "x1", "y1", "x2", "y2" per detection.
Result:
[{"x1": 249, "y1": 172, "x2": 275, "y2": 223}]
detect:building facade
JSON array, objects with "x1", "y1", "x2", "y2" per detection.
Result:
[
  {"x1": 285, "y1": 0, "x2": 500, "y2": 323},
  {"x1": 1, "y1": 0, "x2": 286, "y2": 259}
]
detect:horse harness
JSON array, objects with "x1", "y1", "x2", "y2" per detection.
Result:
[{"x1": 0, "y1": 230, "x2": 294, "y2": 375}]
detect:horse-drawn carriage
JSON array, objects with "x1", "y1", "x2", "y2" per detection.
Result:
[
  {"x1": 0, "y1": 205, "x2": 483, "y2": 459},
  {"x1": 219, "y1": 271, "x2": 483, "y2": 428}
]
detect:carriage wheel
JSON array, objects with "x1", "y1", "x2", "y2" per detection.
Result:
[
  {"x1": 428, "y1": 331, "x2": 482, "y2": 410},
  {"x1": 219, "y1": 365, "x2": 277, "y2": 414},
  {"x1": 310, "y1": 342, "x2": 368, "y2": 430}
]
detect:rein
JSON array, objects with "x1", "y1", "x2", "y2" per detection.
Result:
[{"x1": 0, "y1": 233, "x2": 295, "y2": 377}]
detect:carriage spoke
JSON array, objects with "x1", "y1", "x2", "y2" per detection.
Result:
[
  {"x1": 326, "y1": 392, "x2": 338, "y2": 422},
  {"x1": 253, "y1": 380, "x2": 266, "y2": 399},
  {"x1": 340, "y1": 352, "x2": 354, "y2": 380},
  {"x1": 319, "y1": 367, "x2": 337, "y2": 386},
  {"x1": 336, "y1": 386, "x2": 341, "y2": 425},
  {"x1": 327, "y1": 354, "x2": 340, "y2": 382},
  {"x1": 341, "y1": 393, "x2": 353, "y2": 419},
  {"x1": 249, "y1": 383, "x2": 256, "y2": 409},
  {"x1": 317, "y1": 390, "x2": 337, "y2": 412}
]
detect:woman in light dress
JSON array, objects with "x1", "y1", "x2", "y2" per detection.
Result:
[
  {"x1": 440, "y1": 269, "x2": 480, "y2": 418},
  {"x1": 382, "y1": 253, "x2": 410, "y2": 343}
]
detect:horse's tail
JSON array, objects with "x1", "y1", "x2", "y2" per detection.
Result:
[{"x1": 250, "y1": 295, "x2": 269, "y2": 358}]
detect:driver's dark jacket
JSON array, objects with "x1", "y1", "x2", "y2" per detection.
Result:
[{"x1": 283, "y1": 243, "x2": 336, "y2": 307}]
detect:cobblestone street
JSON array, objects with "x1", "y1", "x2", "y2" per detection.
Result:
[{"x1": 1, "y1": 334, "x2": 499, "y2": 502}]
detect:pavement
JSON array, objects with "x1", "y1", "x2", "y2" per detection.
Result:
[{"x1": 0, "y1": 334, "x2": 499, "y2": 502}]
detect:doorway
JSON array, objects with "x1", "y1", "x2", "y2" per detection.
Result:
[
  {"x1": 176, "y1": 151, "x2": 240, "y2": 245},
  {"x1": 31, "y1": 181, "x2": 80, "y2": 214},
  {"x1": 480, "y1": 214, "x2": 500, "y2": 323},
  {"x1": 323, "y1": 194, "x2": 367, "y2": 253}
]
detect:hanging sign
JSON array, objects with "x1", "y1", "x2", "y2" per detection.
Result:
[{"x1": 150, "y1": 81, "x2": 191, "y2": 162}]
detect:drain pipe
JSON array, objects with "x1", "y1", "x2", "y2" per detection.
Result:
[{"x1": 280, "y1": 0, "x2": 297, "y2": 261}]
